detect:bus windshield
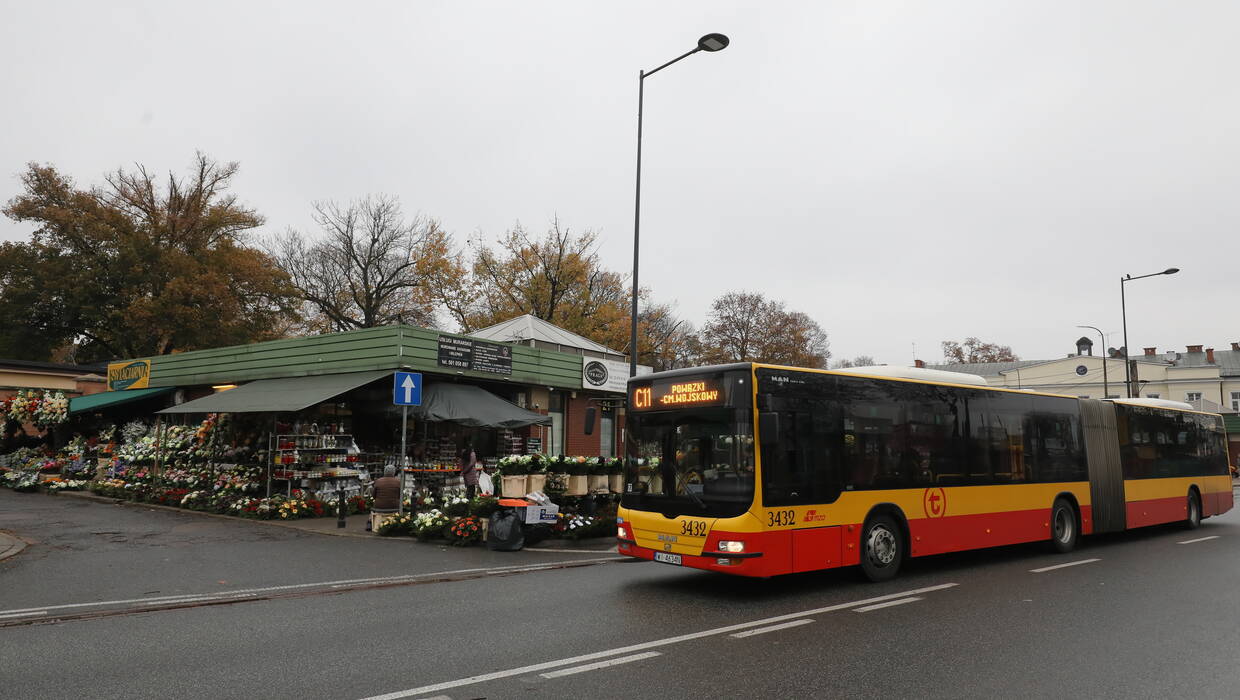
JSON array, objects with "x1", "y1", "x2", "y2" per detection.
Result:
[{"x1": 622, "y1": 407, "x2": 755, "y2": 518}]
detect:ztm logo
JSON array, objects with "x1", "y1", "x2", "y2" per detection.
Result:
[
  {"x1": 804, "y1": 509, "x2": 827, "y2": 522},
  {"x1": 923, "y1": 487, "x2": 947, "y2": 519}
]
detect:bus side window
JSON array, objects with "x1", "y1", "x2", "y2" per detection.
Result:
[{"x1": 760, "y1": 407, "x2": 841, "y2": 507}]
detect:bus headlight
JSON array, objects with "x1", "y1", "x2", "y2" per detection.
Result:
[
  {"x1": 617, "y1": 526, "x2": 626, "y2": 538},
  {"x1": 718, "y1": 540, "x2": 746, "y2": 553}
]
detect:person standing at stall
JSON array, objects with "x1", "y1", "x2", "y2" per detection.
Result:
[{"x1": 459, "y1": 440, "x2": 478, "y2": 499}]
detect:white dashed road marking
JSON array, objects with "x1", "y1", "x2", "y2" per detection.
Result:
[
  {"x1": 1030, "y1": 558, "x2": 1100, "y2": 573},
  {"x1": 729, "y1": 619, "x2": 815, "y2": 638},
  {"x1": 854, "y1": 596, "x2": 922, "y2": 612},
  {"x1": 538, "y1": 652, "x2": 663, "y2": 679},
  {"x1": 357, "y1": 582, "x2": 958, "y2": 700},
  {"x1": 1178, "y1": 536, "x2": 1220, "y2": 545}
]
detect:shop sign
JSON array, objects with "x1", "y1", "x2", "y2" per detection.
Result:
[
  {"x1": 436, "y1": 335, "x2": 513, "y2": 375},
  {"x1": 472, "y1": 341, "x2": 512, "y2": 375},
  {"x1": 107, "y1": 359, "x2": 151, "y2": 391},
  {"x1": 582, "y1": 357, "x2": 629, "y2": 393}
]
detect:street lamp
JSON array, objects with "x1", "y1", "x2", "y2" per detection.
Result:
[
  {"x1": 629, "y1": 33, "x2": 730, "y2": 378},
  {"x1": 1076, "y1": 325, "x2": 1110, "y2": 399},
  {"x1": 1120, "y1": 267, "x2": 1179, "y2": 398}
]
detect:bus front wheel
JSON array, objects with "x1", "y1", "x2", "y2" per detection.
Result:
[
  {"x1": 860, "y1": 514, "x2": 902, "y2": 582},
  {"x1": 1050, "y1": 498, "x2": 1078, "y2": 553},
  {"x1": 1185, "y1": 491, "x2": 1202, "y2": 530}
]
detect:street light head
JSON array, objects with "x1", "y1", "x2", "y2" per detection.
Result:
[
  {"x1": 1163, "y1": 267, "x2": 1180, "y2": 275},
  {"x1": 698, "y1": 33, "x2": 730, "y2": 52}
]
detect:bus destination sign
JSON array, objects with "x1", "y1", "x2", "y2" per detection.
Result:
[{"x1": 631, "y1": 379, "x2": 724, "y2": 411}]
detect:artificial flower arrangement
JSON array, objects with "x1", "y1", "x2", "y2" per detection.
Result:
[{"x1": 34, "y1": 391, "x2": 68, "y2": 426}]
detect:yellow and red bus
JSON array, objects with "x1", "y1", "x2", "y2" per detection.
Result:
[{"x1": 616, "y1": 363, "x2": 1233, "y2": 581}]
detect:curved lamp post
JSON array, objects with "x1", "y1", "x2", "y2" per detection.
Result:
[
  {"x1": 1076, "y1": 325, "x2": 1110, "y2": 399},
  {"x1": 1120, "y1": 267, "x2": 1179, "y2": 398},
  {"x1": 629, "y1": 33, "x2": 730, "y2": 377}
]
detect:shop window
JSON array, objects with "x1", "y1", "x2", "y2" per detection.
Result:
[
  {"x1": 600, "y1": 408, "x2": 615, "y2": 457},
  {"x1": 548, "y1": 392, "x2": 564, "y2": 455}
]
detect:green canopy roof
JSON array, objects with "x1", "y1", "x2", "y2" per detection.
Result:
[
  {"x1": 69, "y1": 387, "x2": 174, "y2": 415},
  {"x1": 156, "y1": 370, "x2": 391, "y2": 414}
]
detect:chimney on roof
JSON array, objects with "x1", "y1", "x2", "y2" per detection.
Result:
[
  {"x1": 1206, "y1": 348, "x2": 1215, "y2": 364},
  {"x1": 914, "y1": 359, "x2": 925, "y2": 368},
  {"x1": 1232, "y1": 342, "x2": 1240, "y2": 352},
  {"x1": 1143, "y1": 347, "x2": 1156, "y2": 356},
  {"x1": 1187, "y1": 344, "x2": 1203, "y2": 354}
]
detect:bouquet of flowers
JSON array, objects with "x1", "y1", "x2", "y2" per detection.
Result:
[
  {"x1": 446, "y1": 516, "x2": 482, "y2": 546},
  {"x1": 440, "y1": 489, "x2": 470, "y2": 517},
  {"x1": 376, "y1": 512, "x2": 413, "y2": 536},
  {"x1": 34, "y1": 391, "x2": 68, "y2": 426},
  {"x1": 8, "y1": 390, "x2": 35, "y2": 423},
  {"x1": 411, "y1": 508, "x2": 449, "y2": 540},
  {"x1": 121, "y1": 420, "x2": 149, "y2": 444},
  {"x1": 47, "y1": 479, "x2": 89, "y2": 493}
]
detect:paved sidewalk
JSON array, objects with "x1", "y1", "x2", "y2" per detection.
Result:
[
  {"x1": 0, "y1": 531, "x2": 27, "y2": 562},
  {"x1": 55, "y1": 490, "x2": 616, "y2": 549}
]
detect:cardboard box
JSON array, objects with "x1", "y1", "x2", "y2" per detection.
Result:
[{"x1": 520, "y1": 503, "x2": 560, "y2": 524}]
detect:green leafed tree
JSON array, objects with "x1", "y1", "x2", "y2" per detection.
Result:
[{"x1": 0, "y1": 154, "x2": 300, "y2": 361}]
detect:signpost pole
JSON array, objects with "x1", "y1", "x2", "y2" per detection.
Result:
[{"x1": 399, "y1": 405, "x2": 408, "y2": 514}]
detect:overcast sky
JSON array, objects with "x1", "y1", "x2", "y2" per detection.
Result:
[{"x1": 3, "y1": 1, "x2": 1237, "y2": 366}]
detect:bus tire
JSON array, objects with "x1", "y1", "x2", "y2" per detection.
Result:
[
  {"x1": 1185, "y1": 490, "x2": 1202, "y2": 530},
  {"x1": 860, "y1": 514, "x2": 902, "y2": 582},
  {"x1": 1050, "y1": 498, "x2": 1078, "y2": 554}
]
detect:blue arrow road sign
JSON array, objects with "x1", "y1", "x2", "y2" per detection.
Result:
[{"x1": 393, "y1": 372, "x2": 422, "y2": 406}]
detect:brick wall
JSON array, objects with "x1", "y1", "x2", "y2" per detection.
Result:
[{"x1": 564, "y1": 395, "x2": 600, "y2": 457}]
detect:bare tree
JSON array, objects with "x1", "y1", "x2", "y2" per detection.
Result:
[
  {"x1": 832, "y1": 355, "x2": 877, "y2": 368},
  {"x1": 941, "y1": 337, "x2": 1019, "y2": 364},
  {"x1": 271, "y1": 195, "x2": 461, "y2": 332},
  {"x1": 700, "y1": 291, "x2": 831, "y2": 368}
]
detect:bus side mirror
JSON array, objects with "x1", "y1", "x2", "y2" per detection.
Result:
[
  {"x1": 759, "y1": 412, "x2": 780, "y2": 445},
  {"x1": 584, "y1": 407, "x2": 596, "y2": 435}
]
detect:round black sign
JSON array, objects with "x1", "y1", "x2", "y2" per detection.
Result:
[
  {"x1": 1075, "y1": 365, "x2": 1088, "y2": 376},
  {"x1": 584, "y1": 360, "x2": 609, "y2": 387}
]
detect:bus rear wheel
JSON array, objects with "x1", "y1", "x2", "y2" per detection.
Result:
[
  {"x1": 1185, "y1": 491, "x2": 1202, "y2": 530},
  {"x1": 1050, "y1": 498, "x2": 1078, "y2": 553},
  {"x1": 860, "y1": 514, "x2": 902, "y2": 582}
]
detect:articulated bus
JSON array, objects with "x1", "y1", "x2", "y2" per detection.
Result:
[{"x1": 616, "y1": 363, "x2": 1233, "y2": 581}]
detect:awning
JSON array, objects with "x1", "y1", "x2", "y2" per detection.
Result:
[
  {"x1": 411, "y1": 383, "x2": 551, "y2": 428},
  {"x1": 69, "y1": 387, "x2": 174, "y2": 415},
  {"x1": 157, "y1": 370, "x2": 391, "y2": 414}
]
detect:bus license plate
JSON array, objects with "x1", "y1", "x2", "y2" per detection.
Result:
[{"x1": 653, "y1": 552, "x2": 682, "y2": 566}]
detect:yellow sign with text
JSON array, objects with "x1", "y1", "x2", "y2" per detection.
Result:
[{"x1": 107, "y1": 360, "x2": 151, "y2": 391}]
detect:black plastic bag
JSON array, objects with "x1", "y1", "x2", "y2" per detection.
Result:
[{"x1": 487, "y1": 509, "x2": 524, "y2": 551}]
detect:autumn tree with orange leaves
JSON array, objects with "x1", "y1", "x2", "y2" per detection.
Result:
[{"x1": 0, "y1": 154, "x2": 299, "y2": 361}]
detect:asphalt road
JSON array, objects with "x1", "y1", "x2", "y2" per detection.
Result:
[{"x1": 3, "y1": 488, "x2": 1240, "y2": 699}]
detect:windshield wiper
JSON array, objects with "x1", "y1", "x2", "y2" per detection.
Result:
[{"x1": 672, "y1": 468, "x2": 708, "y2": 512}]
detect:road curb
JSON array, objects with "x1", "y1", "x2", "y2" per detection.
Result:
[
  {"x1": 0, "y1": 531, "x2": 28, "y2": 562},
  {"x1": 55, "y1": 490, "x2": 392, "y2": 540}
]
